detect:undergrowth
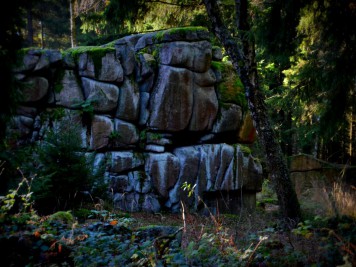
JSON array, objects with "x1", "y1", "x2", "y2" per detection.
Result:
[{"x1": 0, "y1": 171, "x2": 355, "y2": 266}]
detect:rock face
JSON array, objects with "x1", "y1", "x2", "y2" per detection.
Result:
[
  {"x1": 290, "y1": 154, "x2": 356, "y2": 197},
  {"x1": 8, "y1": 27, "x2": 262, "y2": 214}
]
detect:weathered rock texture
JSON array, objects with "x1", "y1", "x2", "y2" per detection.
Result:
[
  {"x1": 290, "y1": 154, "x2": 356, "y2": 197},
  {"x1": 8, "y1": 27, "x2": 263, "y2": 214}
]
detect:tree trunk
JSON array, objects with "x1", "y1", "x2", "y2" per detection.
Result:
[
  {"x1": 70, "y1": 0, "x2": 77, "y2": 48},
  {"x1": 203, "y1": 0, "x2": 301, "y2": 221},
  {"x1": 26, "y1": 4, "x2": 34, "y2": 47},
  {"x1": 40, "y1": 21, "x2": 44, "y2": 49}
]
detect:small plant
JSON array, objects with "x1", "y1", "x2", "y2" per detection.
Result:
[
  {"x1": 149, "y1": 132, "x2": 162, "y2": 141},
  {"x1": 257, "y1": 179, "x2": 278, "y2": 207},
  {"x1": 0, "y1": 170, "x2": 34, "y2": 219},
  {"x1": 181, "y1": 182, "x2": 196, "y2": 198},
  {"x1": 88, "y1": 209, "x2": 110, "y2": 221},
  {"x1": 39, "y1": 108, "x2": 66, "y2": 124},
  {"x1": 71, "y1": 99, "x2": 96, "y2": 125},
  {"x1": 108, "y1": 131, "x2": 120, "y2": 140},
  {"x1": 108, "y1": 131, "x2": 121, "y2": 147},
  {"x1": 239, "y1": 144, "x2": 252, "y2": 155},
  {"x1": 73, "y1": 208, "x2": 92, "y2": 222}
]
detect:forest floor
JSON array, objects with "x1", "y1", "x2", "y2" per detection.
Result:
[
  {"x1": 0, "y1": 180, "x2": 355, "y2": 266},
  {"x1": 126, "y1": 200, "x2": 356, "y2": 267}
]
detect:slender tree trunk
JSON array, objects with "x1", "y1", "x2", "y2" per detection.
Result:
[
  {"x1": 347, "y1": 89, "x2": 355, "y2": 164},
  {"x1": 40, "y1": 21, "x2": 44, "y2": 49},
  {"x1": 203, "y1": 0, "x2": 301, "y2": 221},
  {"x1": 26, "y1": 4, "x2": 34, "y2": 47},
  {"x1": 70, "y1": 0, "x2": 77, "y2": 48}
]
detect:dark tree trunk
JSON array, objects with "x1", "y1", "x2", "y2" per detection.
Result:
[
  {"x1": 26, "y1": 4, "x2": 34, "y2": 47},
  {"x1": 203, "y1": 0, "x2": 301, "y2": 221},
  {"x1": 351, "y1": 109, "x2": 356, "y2": 165}
]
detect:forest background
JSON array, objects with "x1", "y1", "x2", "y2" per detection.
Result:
[
  {"x1": 0, "y1": 1, "x2": 355, "y2": 266},
  {"x1": 1, "y1": 0, "x2": 356, "y2": 166}
]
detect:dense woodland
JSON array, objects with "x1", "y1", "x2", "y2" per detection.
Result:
[
  {"x1": 0, "y1": 0, "x2": 355, "y2": 266},
  {"x1": 2, "y1": 0, "x2": 356, "y2": 164}
]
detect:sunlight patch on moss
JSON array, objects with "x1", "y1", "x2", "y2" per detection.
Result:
[
  {"x1": 153, "y1": 26, "x2": 208, "y2": 42},
  {"x1": 63, "y1": 46, "x2": 115, "y2": 77},
  {"x1": 213, "y1": 61, "x2": 247, "y2": 112}
]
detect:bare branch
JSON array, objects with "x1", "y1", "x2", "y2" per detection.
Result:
[{"x1": 147, "y1": 0, "x2": 202, "y2": 7}]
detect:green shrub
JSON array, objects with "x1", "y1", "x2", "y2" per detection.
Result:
[
  {"x1": 31, "y1": 117, "x2": 94, "y2": 214},
  {"x1": 48, "y1": 211, "x2": 75, "y2": 224},
  {"x1": 73, "y1": 208, "x2": 92, "y2": 222}
]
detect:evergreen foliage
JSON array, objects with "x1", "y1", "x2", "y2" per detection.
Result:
[
  {"x1": 104, "y1": 0, "x2": 148, "y2": 32},
  {"x1": 31, "y1": 116, "x2": 94, "y2": 214},
  {"x1": 253, "y1": 0, "x2": 356, "y2": 163},
  {"x1": 295, "y1": 0, "x2": 356, "y2": 136},
  {"x1": 26, "y1": 0, "x2": 71, "y2": 49},
  {"x1": 78, "y1": 0, "x2": 206, "y2": 45}
]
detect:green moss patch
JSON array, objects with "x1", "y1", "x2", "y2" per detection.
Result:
[
  {"x1": 164, "y1": 26, "x2": 207, "y2": 35},
  {"x1": 48, "y1": 211, "x2": 75, "y2": 224},
  {"x1": 239, "y1": 144, "x2": 252, "y2": 155},
  {"x1": 101, "y1": 40, "x2": 117, "y2": 48},
  {"x1": 63, "y1": 46, "x2": 115, "y2": 77},
  {"x1": 211, "y1": 61, "x2": 227, "y2": 72},
  {"x1": 153, "y1": 26, "x2": 208, "y2": 42},
  {"x1": 213, "y1": 61, "x2": 247, "y2": 112},
  {"x1": 53, "y1": 69, "x2": 66, "y2": 93},
  {"x1": 14, "y1": 48, "x2": 42, "y2": 68}
]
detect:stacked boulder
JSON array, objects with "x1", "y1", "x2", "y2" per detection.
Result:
[{"x1": 8, "y1": 27, "x2": 263, "y2": 214}]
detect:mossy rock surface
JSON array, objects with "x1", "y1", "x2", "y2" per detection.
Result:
[
  {"x1": 153, "y1": 26, "x2": 210, "y2": 42},
  {"x1": 14, "y1": 48, "x2": 47, "y2": 71},
  {"x1": 48, "y1": 211, "x2": 75, "y2": 224},
  {"x1": 53, "y1": 68, "x2": 66, "y2": 93},
  {"x1": 212, "y1": 61, "x2": 247, "y2": 112},
  {"x1": 15, "y1": 48, "x2": 42, "y2": 61},
  {"x1": 63, "y1": 46, "x2": 115, "y2": 74},
  {"x1": 64, "y1": 46, "x2": 115, "y2": 59},
  {"x1": 135, "y1": 26, "x2": 211, "y2": 51}
]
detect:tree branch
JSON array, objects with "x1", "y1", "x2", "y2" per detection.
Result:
[{"x1": 147, "y1": 0, "x2": 202, "y2": 7}]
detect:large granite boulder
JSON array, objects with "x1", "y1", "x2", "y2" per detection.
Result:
[
  {"x1": 149, "y1": 66, "x2": 193, "y2": 131},
  {"x1": 90, "y1": 115, "x2": 114, "y2": 150},
  {"x1": 8, "y1": 27, "x2": 262, "y2": 214},
  {"x1": 74, "y1": 47, "x2": 124, "y2": 82},
  {"x1": 19, "y1": 77, "x2": 49, "y2": 103},
  {"x1": 55, "y1": 70, "x2": 84, "y2": 108},
  {"x1": 82, "y1": 77, "x2": 119, "y2": 113},
  {"x1": 116, "y1": 78, "x2": 140, "y2": 121}
]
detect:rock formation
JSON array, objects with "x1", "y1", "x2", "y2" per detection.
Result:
[{"x1": 7, "y1": 27, "x2": 263, "y2": 214}]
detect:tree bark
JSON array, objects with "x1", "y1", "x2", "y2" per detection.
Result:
[
  {"x1": 26, "y1": 4, "x2": 34, "y2": 47},
  {"x1": 40, "y1": 21, "x2": 44, "y2": 49},
  {"x1": 203, "y1": 0, "x2": 301, "y2": 221},
  {"x1": 70, "y1": 0, "x2": 77, "y2": 48}
]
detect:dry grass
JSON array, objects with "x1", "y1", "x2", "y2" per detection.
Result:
[
  {"x1": 331, "y1": 182, "x2": 356, "y2": 218},
  {"x1": 298, "y1": 180, "x2": 356, "y2": 219}
]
